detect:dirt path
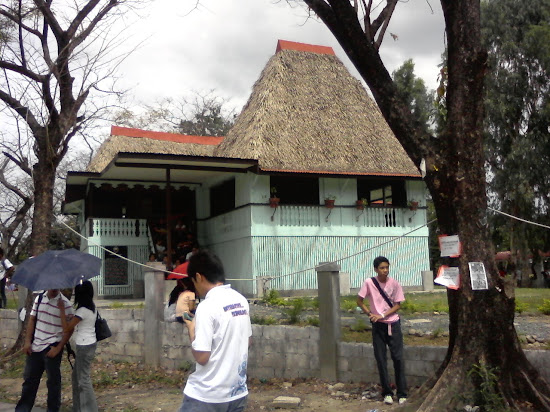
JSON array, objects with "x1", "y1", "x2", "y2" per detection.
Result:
[{"x1": 0, "y1": 376, "x2": 412, "y2": 411}]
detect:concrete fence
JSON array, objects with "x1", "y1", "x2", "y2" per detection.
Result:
[{"x1": 1, "y1": 263, "x2": 549, "y2": 387}]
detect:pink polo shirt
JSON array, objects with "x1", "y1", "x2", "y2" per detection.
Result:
[{"x1": 358, "y1": 277, "x2": 405, "y2": 324}]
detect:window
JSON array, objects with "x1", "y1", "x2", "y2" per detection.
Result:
[
  {"x1": 357, "y1": 179, "x2": 406, "y2": 207},
  {"x1": 270, "y1": 176, "x2": 319, "y2": 205},
  {"x1": 210, "y1": 178, "x2": 235, "y2": 216},
  {"x1": 104, "y1": 246, "x2": 128, "y2": 285}
]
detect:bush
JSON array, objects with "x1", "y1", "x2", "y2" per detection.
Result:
[
  {"x1": 263, "y1": 289, "x2": 286, "y2": 306},
  {"x1": 515, "y1": 300, "x2": 529, "y2": 314},
  {"x1": 306, "y1": 316, "x2": 320, "y2": 327},
  {"x1": 400, "y1": 300, "x2": 421, "y2": 314},
  {"x1": 431, "y1": 302, "x2": 448, "y2": 313},
  {"x1": 350, "y1": 318, "x2": 368, "y2": 332},
  {"x1": 285, "y1": 298, "x2": 305, "y2": 324},
  {"x1": 538, "y1": 299, "x2": 550, "y2": 315},
  {"x1": 251, "y1": 315, "x2": 278, "y2": 325},
  {"x1": 341, "y1": 298, "x2": 358, "y2": 312}
]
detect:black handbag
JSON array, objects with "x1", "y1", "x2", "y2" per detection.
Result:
[{"x1": 95, "y1": 311, "x2": 112, "y2": 341}]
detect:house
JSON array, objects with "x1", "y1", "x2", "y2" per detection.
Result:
[{"x1": 63, "y1": 40, "x2": 429, "y2": 298}]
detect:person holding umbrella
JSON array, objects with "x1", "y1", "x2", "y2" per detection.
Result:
[
  {"x1": 15, "y1": 289, "x2": 74, "y2": 412},
  {"x1": 58, "y1": 280, "x2": 99, "y2": 412}
]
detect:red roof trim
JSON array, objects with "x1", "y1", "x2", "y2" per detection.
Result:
[
  {"x1": 261, "y1": 167, "x2": 421, "y2": 178},
  {"x1": 276, "y1": 39, "x2": 335, "y2": 56},
  {"x1": 110, "y1": 126, "x2": 223, "y2": 146}
]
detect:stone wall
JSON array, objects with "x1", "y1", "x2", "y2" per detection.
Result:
[{"x1": 1, "y1": 309, "x2": 549, "y2": 387}]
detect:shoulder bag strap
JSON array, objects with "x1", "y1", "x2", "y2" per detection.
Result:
[{"x1": 371, "y1": 277, "x2": 394, "y2": 308}]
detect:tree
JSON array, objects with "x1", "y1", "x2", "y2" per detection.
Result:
[
  {"x1": 301, "y1": 0, "x2": 550, "y2": 409},
  {"x1": 392, "y1": 59, "x2": 435, "y2": 133},
  {"x1": 114, "y1": 92, "x2": 236, "y2": 137},
  {"x1": 0, "y1": 0, "x2": 134, "y2": 355},
  {"x1": 482, "y1": 0, "x2": 550, "y2": 278}
]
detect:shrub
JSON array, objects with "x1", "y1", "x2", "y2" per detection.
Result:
[
  {"x1": 350, "y1": 318, "x2": 368, "y2": 332},
  {"x1": 400, "y1": 300, "x2": 420, "y2": 314},
  {"x1": 515, "y1": 300, "x2": 529, "y2": 314},
  {"x1": 306, "y1": 316, "x2": 320, "y2": 327},
  {"x1": 431, "y1": 302, "x2": 447, "y2": 313},
  {"x1": 341, "y1": 298, "x2": 358, "y2": 312},
  {"x1": 285, "y1": 298, "x2": 305, "y2": 324},
  {"x1": 263, "y1": 289, "x2": 286, "y2": 306},
  {"x1": 251, "y1": 315, "x2": 278, "y2": 325},
  {"x1": 538, "y1": 299, "x2": 550, "y2": 315}
]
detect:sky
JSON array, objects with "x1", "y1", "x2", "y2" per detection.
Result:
[{"x1": 116, "y1": 0, "x2": 446, "y2": 115}]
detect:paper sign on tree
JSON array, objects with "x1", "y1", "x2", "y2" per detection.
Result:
[
  {"x1": 438, "y1": 234, "x2": 462, "y2": 257},
  {"x1": 435, "y1": 265, "x2": 460, "y2": 290}
]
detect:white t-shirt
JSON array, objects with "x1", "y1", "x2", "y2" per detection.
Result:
[
  {"x1": 74, "y1": 307, "x2": 97, "y2": 345},
  {"x1": 0, "y1": 258, "x2": 13, "y2": 281},
  {"x1": 184, "y1": 284, "x2": 252, "y2": 403}
]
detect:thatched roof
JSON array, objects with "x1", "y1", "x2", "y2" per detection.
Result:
[
  {"x1": 215, "y1": 40, "x2": 419, "y2": 176},
  {"x1": 86, "y1": 126, "x2": 221, "y2": 173}
]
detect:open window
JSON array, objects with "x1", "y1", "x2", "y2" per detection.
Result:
[
  {"x1": 270, "y1": 175, "x2": 319, "y2": 205},
  {"x1": 357, "y1": 179, "x2": 406, "y2": 207}
]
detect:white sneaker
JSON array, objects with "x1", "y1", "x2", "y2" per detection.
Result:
[
  {"x1": 384, "y1": 395, "x2": 393, "y2": 404},
  {"x1": 399, "y1": 397, "x2": 407, "y2": 404}
]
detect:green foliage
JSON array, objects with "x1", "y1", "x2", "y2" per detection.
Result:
[
  {"x1": 263, "y1": 289, "x2": 286, "y2": 306},
  {"x1": 482, "y1": 0, "x2": 550, "y2": 254},
  {"x1": 306, "y1": 316, "x2": 320, "y2": 327},
  {"x1": 178, "y1": 361, "x2": 193, "y2": 372},
  {"x1": 109, "y1": 302, "x2": 124, "y2": 309},
  {"x1": 399, "y1": 300, "x2": 421, "y2": 314},
  {"x1": 431, "y1": 301, "x2": 448, "y2": 313},
  {"x1": 350, "y1": 318, "x2": 368, "y2": 332},
  {"x1": 515, "y1": 300, "x2": 529, "y2": 314},
  {"x1": 341, "y1": 297, "x2": 358, "y2": 312},
  {"x1": 251, "y1": 315, "x2": 278, "y2": 325},
  {"x1": 392, "y1": 59, "x2": 436, "y2": 133},
  {"x1": 538, "y1": 299, "x2": 550, "y2": 315},
  {"x1": 467, "y1": 363, "x2": 511, "y2": 411},
  {"x1": 431, "y1": 327, "x2": 444, "y2": 339},
  {"x1": 284, "y1": 298, "x2": 304, "y2": 324}
]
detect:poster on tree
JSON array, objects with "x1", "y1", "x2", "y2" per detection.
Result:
[
  {"x1": 434, "y1": 265, "x2": 460, "y2": 289},
  {"x1": 469, "y1": 262, "x2": 488, "y2": 290}
]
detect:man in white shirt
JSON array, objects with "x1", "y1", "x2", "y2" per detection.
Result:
[
  {"x1": 0, "y1": 247, "x2": 15, "y2": 308},
  {"x1": 16, "y1": 289, "x2": 74, "y2": 412},
  {"x1": 180, "y1": 250, "x2": 252, "y2": 412}
]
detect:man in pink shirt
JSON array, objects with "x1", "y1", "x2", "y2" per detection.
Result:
[{"x1": 357, "y1": 256, "x2": 407, "y2": 406}]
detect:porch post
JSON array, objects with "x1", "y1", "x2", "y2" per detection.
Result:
[
  {"x1": 166, "y1": 168, "x2": 173, "y2": 269},
  {"x1": 144, "y1": 262, "x2": 165, "y2": 367},
  {"x1": 316, "y1": 262, "x2": 341, "y2": 381}
]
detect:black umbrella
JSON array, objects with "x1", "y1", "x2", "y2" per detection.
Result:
[{"x1": 12, "y1": 249, "x2": 102, "y2": 291}]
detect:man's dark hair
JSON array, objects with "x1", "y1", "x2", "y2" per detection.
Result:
[
  {"x1": 373, "y1": 256, "x2": 390, "y2": 268},
  {"x1": 187, "y1": 250, "x2": 225, "y2": 284}
]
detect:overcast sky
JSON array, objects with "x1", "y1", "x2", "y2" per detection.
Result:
[{"x1": 117, "y1": 0, "x2": 446, "y2": 115}]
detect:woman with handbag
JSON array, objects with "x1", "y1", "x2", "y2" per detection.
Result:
[{"x1": 59, "y1": 280, "x2": 98, "y2": 412}]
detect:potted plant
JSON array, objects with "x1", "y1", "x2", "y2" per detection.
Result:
[
  {"x1": 408, "y1": 200, "x2": 419, "y2": 211},
  {"x1": 269, "y1": 186, "x2": 280, "y2": 208},
  {"x1": 324, "y1": 194, "x2": 336, "y2": 209},
  {"x1": 356, "y1": 198, "x2": 367, "y2": 210}
]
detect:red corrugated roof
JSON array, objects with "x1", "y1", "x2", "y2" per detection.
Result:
[
  {"x1": 276, "y1": 39, "x2": 335, "y2": 56},
  {"x1": 110, "y1": 126, "x2": 223, "y2": 146}
]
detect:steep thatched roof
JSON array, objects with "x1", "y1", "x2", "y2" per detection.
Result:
[
  {"x1": 215, "y1": 40, "x2": 419, "y2": 176},
  {"x1": 86, "y1": 126, "x2": 221, "y2": 173}
]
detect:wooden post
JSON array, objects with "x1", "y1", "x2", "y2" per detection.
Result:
[{"x1": 316, "y1": 262, "x2": 341, "y2": 381}]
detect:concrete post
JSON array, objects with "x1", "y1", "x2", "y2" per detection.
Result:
[
  {"x1": 144, "y1": 262, "x2": 165, "y2": 368},
  {"x1": 316, "y1": 262, "x2": 341, "y2": 382},
  {"x1": 422, "y1": 271, "x2": 434, "y2": 291}
]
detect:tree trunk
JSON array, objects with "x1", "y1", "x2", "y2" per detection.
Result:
[
  {"x1": 303, "y1": 0, "x2": 550, "y2": 409},
  {"x1": 6, "y1": 158, "x2": 57, "y2": 356}
]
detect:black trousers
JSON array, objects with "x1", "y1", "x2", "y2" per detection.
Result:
[{"x1": 372, "y1": 320, "x2": 407, "y2": 398}]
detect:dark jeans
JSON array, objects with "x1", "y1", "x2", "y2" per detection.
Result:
[
  {"x1": 15, "y1": 344, "x2": 63, "y2": 412},
  {"x1": 0, "y1": 277, "x2": 6, "y2": 308},
  {"x1": 179, "y1": 395, "x2": 247, "y2": 412},
  {"x1": 372, "y1": 320, "x2": 407, "y2": 398}
]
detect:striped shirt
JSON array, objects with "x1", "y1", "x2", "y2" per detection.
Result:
[{"x1": 30, "y1": 293, "x2": 73, "y2": 352}]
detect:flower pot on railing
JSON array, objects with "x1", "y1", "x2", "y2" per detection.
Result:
[
  {"x1": 408, "y1": 201, "x2": 419, "y2": 211},
  {"x1": 269, "y1": 197, "x2": 280, "y2": 208},
  {"x1": 356, "y1": 199, "x2": 367, "y2": 210},
  {"x1": 324, "y1": 198, "x2": 336, "y2": 209}
]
